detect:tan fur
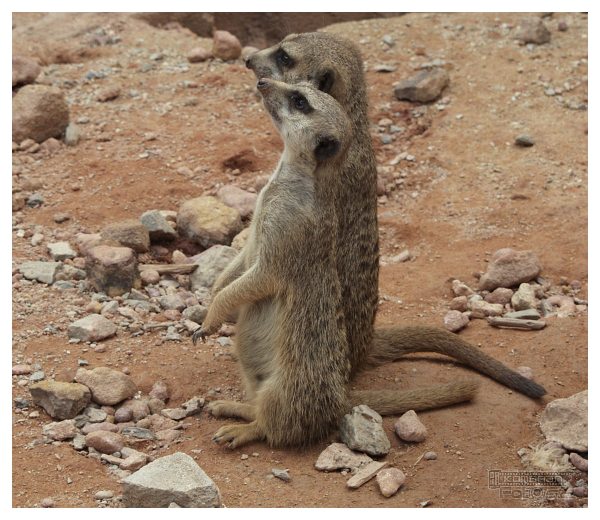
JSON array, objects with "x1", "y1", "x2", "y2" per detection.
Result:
[{"x1": 246, "y1": 32, "x2": 546, "y2": 400}]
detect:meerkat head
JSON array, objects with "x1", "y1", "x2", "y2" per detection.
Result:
[
  {"x1": 256, "y1": 78, "x2": 351, "y2": 169},
  {"x1": 245, "y1": 32, "x2": 364, "y2": 108}
]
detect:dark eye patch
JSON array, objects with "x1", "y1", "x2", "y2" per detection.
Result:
[
  {"x1": 274, "y1": 48, "x2": 294, "y2": 70},
  {"x1": 289, "y1": 92, "x2": 312, "y2": 113}
]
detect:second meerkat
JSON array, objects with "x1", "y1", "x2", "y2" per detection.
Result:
[{"x1": 194, "y1": 79, "x2": 477, "y2": 448}]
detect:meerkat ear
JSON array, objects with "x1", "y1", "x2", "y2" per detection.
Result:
[
  {"x1": 314, "y1": 136, "x2": 340, "y2": 162},
  {"x1": 317, "y1": 69, "x2": 335, "y2": 93}
]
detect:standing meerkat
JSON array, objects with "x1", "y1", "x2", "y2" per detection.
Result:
[
  {"x1": 194, "y1": 79, "x2": 478, "y2": 448},
  {"x1": 243, "y1": 32, "x2": 546, "y2": 399}
]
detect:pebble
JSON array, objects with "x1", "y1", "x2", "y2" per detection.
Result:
[
  {"x1": 339, "y1": 405, "x2": 391, "y2": 456},
  {"x1": 75, "y1": 366, "x2": 137, "y2": 406},
  {"x1": 97, "y1": 86, "x2": 121, "y2": 102},
  {"x1": 424, "y1": 451, "x2": 438, "y2": 460},
  {"x1": 546, "y1": 295, "x2": 576, "y2": 318},
  {"x1": 182, "y1": 305, "x2": 208, "y2": 324},
  {"x1": 443, "y1": 310, "x2": 469, "y2": 332},
  {"x1": 376, "y1": 468, "x2": 406, "y2": 497},
  {"x1": 68, "y1": 314, "x2": 117, "y2": 342},
  {"x1": 451, "y1": 279, "x2": 475, "y2": 297},
  {"x1": 569, "y1": 452, "x2": 588, "y2": 472},
  {"x1": 53, "y1": 213, "x2": 70, "y2": 223},
  {"x1": 140, "y1": 210, "x2": 178, "y2": 242},
  {"x1": 182, "y1": 396, "x2": 205, "y2": 416},
  {"x1": 190, "y1": 245, "x2": 238, "y2": 291},
  {"x1": 86, "y1": 245, "x2": 139, "y2": 297},
  {"x1": 149, "y1": 381, "x2": 170, "y2": 402},
  {"x1": 19, "y1": 261, "x2": 61, "y2": 284},
  {"x1": 394, "y1": 410, "x2": 427, "y2": 442},
  {"x1": 12, "y1": 55, "x2": 41, "y2": 87},
  {"x1": 212, "y1": 30, "x2": 242, "y2": 60},
  {"x1": 101, "y1": 220, "x2": 150, "y2": 253},
  {"x1": 161, "y1": 408, "x2": 187, "y2": 421},
  {"x1": 504, "y1": 309, "x2": 541, "y2": 320},
  {"x1": 40, "y1": 498, "x2": 55, "y2": 508},
  {"x1": 516, "y1": 366, "x2": 534, "y2": 380},
  {"x1": 485, "y1": 287, "x2": 514, "y2": 304},
  {"x1": 42, "y1": 419, "x2": 78, "y2": 441},
  {"x1": 515, "y1": 17, "x2": 551, "y2": 44},
  {"x1": 31, "y1": 233, "x2": 44, "y2": 246},
  {"x1": 315, "y1": 443, "x2": 373, "y2": 472},
  {"x1": 216, "y1": 185, "x2": 258, "y2": 219},
  {"x1": 394, "y1": 68, "x2": 450, "y2": 103},
  {"x1": 94, "y1": 490, "x2": 114, "y2": 500},
  {"x1": 12, "y1": 364, "x2": 32, "y2": 375},
  {"x1": 478, "y1": 248, "x2": 541, "y2": 291},
  {"x1": 140, "y1": 269, "x2": 160, "y2": 285},
  {"x1": 271, "y1": 468, "x2": 291, "y2": 482},
  {"x1": 346, "y1": 461, "x2": 387, "y2": 489},
  {"x1": 511, "y1": 283, "x2": 538, "y2": 311},
  {"x1": 515, "y1": 135, "x2": 535, "y2": 147},
  {"x1": 449, "y1": 296, "x2": 468, "y2": 312},
  {"x1": 47, "y1": 241, "x2": 76, "y2": 261},
  {"x1": 558, "y1": 21, "x2": 568, "y2": 32},
  {"x1": 540, "y1": 391, "x2": 587, "y2": 452},
  {"x1": 85, "y1": 430, "x2": 125, "y2": 454},
  {"x1": 187, "y1": 47, "x2": 212, "y2": 63},
  {"x1": 468, "y1": 298, "x2": 504, "y2": 318},
  {"x1": 13, "y1": 85, "x2": 69, "y2": 143},
  {"x1": 29, "y1": 380, "x2": 91, "y2": 420}
]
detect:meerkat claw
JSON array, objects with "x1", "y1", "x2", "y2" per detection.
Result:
[{"x1": 192, "y1": 328, "x2": 208, "y2": 345}]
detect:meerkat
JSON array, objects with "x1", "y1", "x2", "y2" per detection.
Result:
[
  {"x1": 243, "y1": 32, "x2": 546, "y2": 399},
  {"x1": 193, "y1": 79, "x2": 478, "y2": 448}
]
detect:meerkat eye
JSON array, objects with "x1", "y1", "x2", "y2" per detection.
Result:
[
  {"x1": 275, "y1": 49, "x2": 292, "y2": 67},
  {"x1": 290, "y1": 93, "x2": 309, "y2": 112}
]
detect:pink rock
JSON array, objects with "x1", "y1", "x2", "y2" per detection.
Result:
[
  {"x1": 394, "y1": 410, "x2": 427, "y2": 442},
  {"x1": 75, "y1": 233, "x2": 103, "y2": 256},
  {"x1": 85, "y1": 430, "x2": 125, "y2": 454},
  {"x1": 516, "y1": 366, "x2": 534, "y2": 380},
  {"x1": 149, "y1": 381, "x2": 170, "y2": 402},
  {"x1": 140, "y1": 269, "x2": 160, "y2": 285},
  {"x1": 12, "y1": 364, "x2": 32, "y2": 375},
  {"x1": 216, "y1": 185, "x2": 257, "y2": 218},
  {"x1": 443, "y1": 310, "x2": 469, "y2": 332},
  {"x1": 569, "y1": 452, "x2": 588, "y2": 472},
  {"x1": 42, "y1": 419, "x2": 78, "y2": 441},
  {"x1": 117, "y1": 399, "x2": 150, "y2": 422},
  {"x1": 75, "y1": 367, "x2": 137, "y2": 406},
  {"x1": 479, "y1": 248, "x2": 541, "y2": 291},
  {"x1": 82, "y1": 422, "x2": 120, "y2": 434},
  {"x1": 187, "y1": 47, "x2": 212, "y2": 63},
  {"x1": 376, "y1": 468, "x2": 406, "y2": 497},
  {"x1": 86, "y1": 245, "x2": 140, "y2": 297},
  {"x1": 485, "y1": 287, "x2": 514, "y2": 305},
  {"x1": 449, "y1": 296, "x2": 468, "y2": 312},
  {"x1": 13, "y1": 55, "x2": 41, "y2": 87},
  {"x1": 96, "y1": 86, "x2": 120, "y2": 102},
  {"x1": 546, "y1": 295, "x2": 576, "y2": 318},
  {"x1": 212, "y1": 30, "x2": 242, "y2": 60},
  {"x1": 451, "y1": 279, "x2": 475, "y2": 297}
]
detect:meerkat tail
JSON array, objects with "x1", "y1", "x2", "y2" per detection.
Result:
[
  {"x1": 350, "y1": 379, "x2": 479, "y2": 416},
  {"x1": 368, "y1": 326, "x2": 547, "y2": 399}
]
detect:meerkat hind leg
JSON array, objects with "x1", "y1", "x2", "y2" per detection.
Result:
[
  {"x1": 212, "y1": 421, "x2": 263, "y2": 449},
  {"x1": 207, "y1": 400, "x2": 257, "y2": 421}
]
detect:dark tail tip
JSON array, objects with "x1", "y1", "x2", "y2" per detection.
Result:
[{"x1": 509, "y1": 374, "x2": 547, "y2": 399}]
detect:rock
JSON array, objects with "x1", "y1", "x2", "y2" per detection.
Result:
[
  {"x1": 149, "y1": 381, "x2": 170, "y2": 402},
  {"x1": 68, "y1": 314, "x2": 117, "y2": 342},
  {"x1": 182, "y1": 305, "x2": 208, "y2": 324},
  {"x1": 212, "y1": 30, "x2": 241, "y2": 61},
  {"x1": 140, "y1": 269, "x2": 160, "y2": 285},
  {"x1": 187, "y1": 47, "x2": 212, "y2": 63},
  {"x1": 558, "y1": 21, "x2": 568, "y2": 32},
  {"x1": 449, "y1": 296, "x2": 468, "y2": 312},
  {"x1": 147, "y1": 398, "x2": 167, "y2": 415},
  {"x1": 394, "y1": 410, "x2": 427, "y2": 442},
  {"x1": 546, "y1": 295, "x2": 576, "y2": 318},
  {"x1": 540, "y1": 391, "x2": 587, "y2": 451},
  {"x1": 515, "y1": 17, "x2": 551, "y2": 44},
  {"x1": 451, "y1": 279, "x2": 475, "y2": 297},
  {"x1": 485, "y1": 288, "x2": 514, "y2": 304},
  {"x1": 121, "y1": 427, "x2": 155, "y2": 440},
  {"x1": 572, "y1": 486, "x2": 587, "y2": 498},
  {"x1": 424, "y1": 451, "x2": 438, "y2": 460},
  {"x1": 515, "y1": 135, "x2": 535, "y2": 147},
  {"x1": 12, "y1": 364, "x2": 32, "y2": 375},
  {"x1": 120, "y1": 449, "x2": 149, "y2": 471},
  {"x1": 516, "y1": 366, "x2": 534, "y2": 380},
  {"x1": 101, "y1": 220, "x2": 150, "y2": 253},
  {"x1": 468, "y1": 297, "x2": 504, "y2": 318},
  {"x1": 12, "y1": 55, "x2": 41, "y2": 87},
  {"x1": 86, "y1": 245, "x2": 140, "y2": 297},
  {"x1": 231, "y1": 227, "x2": 250, "y2": 250},
  {"x1": 177, "y1": 197, "x2": 242, "y2": 247},
  {"x1": 158, "y1": 294, "x2": 186, "y2": 312},
  {"x1": 505, "y1": 309, "x2": 541, "y2": 320},
  {"x1": 190, "y1": 245, "x2": 238, "y2": 290},
  {"x1": 85, "y1": 430, "x2": 125, "y2": 454},
  {"x1": 271, "y1": 468, "x2": 291, "y2": 482},
  {"x1": 182, "y1": 396, "x2": 205, "y2": 416},
  {"x1": 84, "y1": 406, "x2": 108, "y2": 423},
  {"x1": 140, "y1": 210, "x2": 177, "y2": 242},
  {"x1": 346, "y1": 461, "x2": 387, "y2": 489},
  {"x1": 569, "y1": 453, "x2": 588, "y2": 472},
  {"x1": 114, "y1": 407, "x2": 133, "y2": 423},
  {"x1": 12, "y1": 85, "x2": 69, "y2": 143},
  {"x1": 478, "y1": 248, "x2": 541, "y2": 291},
  {"x1": 315, "y1": 443, "x2": 372, "y2": 472},
  {"x1": 64, "y1": 123, "x2": 80, "y2": 146},
  {"x1": 511, "y1": 283, "x2": 539, "y2": 311},
  {"x1": 75, "y1": 233, "x2": 103, "y2": 256},
  {"x1": 82, "y1": 422, "x2": 119, "y2": 434},
  {"x1": 122, "y1": 452, "x2": 221, "y2": 507},
  {"x1": 117, "y1": 399, "x2": 150, "y2": 422},
  {"x1": 339, "y1": 405, "x2": 390, "y2": 457},
  {"x1": 27, "y1": 192, "x2": 44, "y2": 207},
  {"x1": 19, "y1": 261, "x2": 61, "y2": 284},
  {"x1": 95, "y1": 490, "x2": 114, "y2": 500},
  {"x1": 376, "y1": 468, "x2": 406, "y2": 497},
  {"x1": 40, "y1": 498, "x2": 54, "y2": 508},
  {"x1": 394, "y1": 68, "x2": 449, "y2": 103},
  {"x1": 30, "y1": 371, "x2": 45, "y2": 382},
  {"x1": 97, "y1": 86, "x2": 121, "y2": 102},
  {"x1": 47, "y1": 241, "x2": 76, "y2": 261},
  {"x1": 216, "y1": 185, "x2": 257, "y2": 218},
  {"x1": 42, "y1": 419, "x2": 79, "y2": 441},
  {"x1": 29, "y1": 381, "x2": 91, "y2": 420},
  {"x1": 75, "y1": 367, "x2": 138, "y2": 406},
  {"x1": 443, "y1": 310, "x2": 469, "y2": 332},
  {"x1": 155, "y1": 429, "x2": 182, "y2": 443},
  {"x1": 72, "y1": 434, "x2": 86, "y2": 450},
  {"x1": 161, "y1": 408, "x2": 187, "y2": 421}
]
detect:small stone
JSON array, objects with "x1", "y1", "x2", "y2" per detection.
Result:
[
  {"x1": 30, "y1": 370, "x2": 45, "y2": 382},
  {"x1": 479, "y1": 248, "x2": 541, "y2": 291},
  {"x1": 515, "y1": 135, "x2": 535, "y2": 147},
  {"x1": 346, "y1": 461, "x2": 387, "y2": 489},
  {"x1": 515, "y1": 17, "x2": 551, "y2": 44},
  {"x1": 155, "y1": 429, "x2": 181, "y2": 443},
  {"x1": 443, "y1": 310, "x2": 469, "y2": 332},
  {"x1": 86, "y1": 245, "x2": 140, "y2": 297},
  {"x1": 72, "y1": 434, "x2": 87, "y2": 450},
  {"x1": 140, "y1": 269, "x2": 160, "y2": 285},
  {"x1": 485, "y1": 288, "x2": 514, "y2": 304},
  {"x1": 26, "y1": 192, "x2": 44, "y2": 207},
  {"x1": 315, "y1": 443, "x2": 373, "y2": 472},
  {"x1": 53, "y1": 213, "x2": 70, "y2": 223},
  {"x1": 511, "y1": 283, "x2": 539, "y2": 311},
  {"x1": 271, "y1": 468, "x2": 291, "y2": 482},
  {"x1": 122, "y1": 452, "x2": 221, "y2": 507},
  {"x1": 182, "y1": 396, "x2": 205, "y2": 416},
  {"x1": 64, "y1": 123, "x2": 80, "y2": 146},
  {"x1": 40, "y1": 498, "x2": 55, "y2": 508},
  {"x1": 504, "y1": 309, "x2": 541, "y2": 320},
  {"x1": 339, "y1": 405, "x2": 390, "y2": 456},
  {"x1": 516, "y1": 366, "x2": 534, "y2": 380},
  {"x1": 468, "y1": 297, "x2": 504, "y2": 318},
  {"x1": 157, "y1": 294, "x2": 186, "y2": 312},
  {"x1": 13, "y1": 85, "x2": 69, "y2": 143},
  {"x1": 94, "y1": 490, "x2": 114, "y2": 500},
  {"x1": 546, "y1": 295, "x2": 576, "y2": 318},
  {"x1": 75, "y1": 367, "x2": 137, "y2": 406},
  {"x1": 117, "y1": 399, "x2": 150, "y2": 422},
  {"x1": 569, "y1": 453, "x2": 588, "y2": 472},
  {"x1": 140, "y1": 210, "x2": 178, "y2": 242},
  {"x1": 540, "y1": 391, "x2": 587, "y2": 452},
  {"x1": 85, "y1": 431, "x2": 125, "y2": 454},
  {"x1": 114, "y1": 407, "x2": 133, "y2": 423},
  {"x1": 68, "y1": 314, "x2": 117, "y2": 342},
  {"x1": 190, "y1": 245, "x2": 238, "y2": 291},
  {"x1": 394, "y1": 410, "x2": 427, "y2": 442},
  {"x1": 101, "y1": 220, "x2": 150, "y2": 253},
  {"x1": 47, "y1": 241, "x2": 76, "y2": 261},
  {"x1": 97, "y1": 86, "x2": 121, "y2": 102},
  {"x1": 149, "y1": 381, "x2": 170, "y2": 402},
  {"x1": 19, "y1": 261, "x2": 61, "y2": 284},
  {"x1": 82, "y1": 422, "x2": 120, "y2": 435},
  {"x1": 121, "y1": 426, "x2": 155, "y2": 440},
  {"x1": 216, "y1": 185, "x2": 257, "y2": 219},
  {"x1": 572, "y1": 486, "x2": 587, "y2": 498},
  {"x1": 161, "y1": 408, "x2": 187, "y2": 421},
  {"x1": 182, "y1": 305, "x2": 208, "y2": 324},
  {"x1": 188, "y1": 47, "x2": 212, "y2": 63},
  {"x1": 449, "y1": 296, "x2": 468, "y2": 312},
  {"x1": 42, "y1": 419, "x2": 78, "y2": 441},
  {"x1": 451, "y1": 279, "x2": 475, "y2": 297},
  {"x1": 84, "y1": 406, "x2": 108, "y2": 423},
  {"x1": 424, "y1": 451, "x2": 438, "y2": 460},
  {"x1": 29, "y1": 381, "x2": 91, "y2": 420},
  {"x1": 376, "y1": 468, "x2": 406, "y2": 497},
  {"x1": 558, "y1": 21, "x2": 568, "y2": 32},
  {"x1": 75, "y1": 233, "x2": 103, "y2": 256},
  {"x1": 12, "y1": 364, "x2": 32, "y2": 375},
  {"x1": 212, "y1": 30, "x2": 241, "y2": 61},
  {"x1": 12, "y1": 55, "x2": 41, "y2": 87},
  {"x1": 394, "y1": 68, "x2": 449, "y2": 103}
]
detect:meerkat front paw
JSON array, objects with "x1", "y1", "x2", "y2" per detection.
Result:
[
  {"x1": 212, "y1": 422, "x2": 262, "y2": 449},
  {"x1": 207, "y1": 400, "x2": 257, "y2": 421},
  {"x1": 191, "y1": 327, "x2": 209, "y2": 345}
]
